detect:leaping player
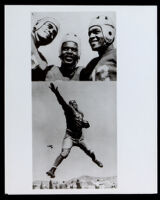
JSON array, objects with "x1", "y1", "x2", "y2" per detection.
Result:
[{"x1": 46, "y1": 83, "x2": 103, "y2": 178}]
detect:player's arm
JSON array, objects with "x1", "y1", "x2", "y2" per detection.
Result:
[{"x1": 49, "y1": 83, "x2": 68, "y2": 110}]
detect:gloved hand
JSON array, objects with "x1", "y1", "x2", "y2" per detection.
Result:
[
  {"x1": 82, "y1": 120, "x2": 90, "y2": 128},
  {"x1": 49, "y1": 82, "x2": 58, "y2": 93}
]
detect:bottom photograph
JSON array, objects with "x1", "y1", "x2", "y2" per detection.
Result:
[{"x1": 32, "y1": 82, "x2": 117, "y2": 189}]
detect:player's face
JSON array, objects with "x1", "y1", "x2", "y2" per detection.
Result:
[
  {"x1": 60, "y1": 42, "x2": 79, "y2": 65},
  {"x1": 36, "y1": 22, "x2": 57, "y2": 45},
  {"x1": 88, "y1": 26, "x2": 106, "y2": 51}
]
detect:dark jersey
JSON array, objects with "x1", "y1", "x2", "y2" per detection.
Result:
[
  {"x1": 31, "y1": 34, "x2": 53, "y2": 81},
  {"x1": 54, "y1": 90, "x2": 90, "y2": 139},
  {"x1": 45, "y1": 66, "x2": 83, "y2": 81},
  {"x1": 80, "y1": 46, "x2": 116, "y2": 81}
]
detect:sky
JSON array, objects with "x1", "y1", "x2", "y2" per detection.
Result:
[
  {"x1": 32, "y1": 82, "x2": 117, "y2": 182},
  {"x1": 31, "y1": 12, "x2": 116, "y2": 67}
]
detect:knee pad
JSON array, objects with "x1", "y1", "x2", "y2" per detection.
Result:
[{"x1": 61, "y1": 148, "x2": 70, "y2": 158}]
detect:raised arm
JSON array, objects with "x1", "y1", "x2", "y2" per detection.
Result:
[{"x1": 49, "y1": 83, "x2": 69, "y2": 111}]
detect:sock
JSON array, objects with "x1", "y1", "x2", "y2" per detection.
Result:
[{"x1": 53, "y1": 154, "x2": 64, "y2": 168}]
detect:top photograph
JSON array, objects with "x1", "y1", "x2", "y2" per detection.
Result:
[{"x1": 31, "y1": 12, "x2": 117, "y2": 81}]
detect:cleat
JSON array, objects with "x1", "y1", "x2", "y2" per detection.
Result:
[
  {"x1": 46, "y1": 170, "x2": 55, "y2": 178},
  {"x1": 94, "y1": 160, "x2": 103, "y2": 168}
]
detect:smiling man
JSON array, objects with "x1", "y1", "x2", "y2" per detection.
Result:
[
  {"x1": 32, "y1": 17, "x2": 60, "y2": 81},
  {"x1": 45, "y1": 33, "x2": 83, "y2": 81},
  {"x1": 80, "y1": 15, "x2": 117, "y2": 81}
]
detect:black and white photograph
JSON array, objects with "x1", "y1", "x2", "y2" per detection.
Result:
[
  {"x1": 5, "y1": 5, "x2": 157, "y2": 194},
  {"x1": 31, "y1": 12, "x2": 117, "y2": 81},
  {"x1": 31, "y1": 11, "x2": 117, "y2": 190},
  {"x1": 32, "y1": 82, "x2": 117, "y2": 189}
]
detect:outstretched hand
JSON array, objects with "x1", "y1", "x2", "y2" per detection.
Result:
[{"x1": 49, "y1": 82, "x2": 58, "y2": 93}]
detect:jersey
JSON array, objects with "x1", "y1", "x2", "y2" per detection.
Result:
[
  {"x1": 80, "y1": 46, "x2": 116, "y2": 81},
  {"x1": 31, "y1": 34, "x2": 48, "y2": 81},
  {"x1": 54, "y1": 90, "x2": 90, "y2": 139},
  {"x1": 45, "y1": 66, "x2": 83, "y2": 81}
]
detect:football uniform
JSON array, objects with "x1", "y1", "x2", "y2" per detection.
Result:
[{"x1": 46, "y1": 88, "x2": 103, "y2": 178}]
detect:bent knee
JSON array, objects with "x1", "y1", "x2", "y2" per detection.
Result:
[{"x1": 61, "y1": 148, "x2": 70, "y2": 158}]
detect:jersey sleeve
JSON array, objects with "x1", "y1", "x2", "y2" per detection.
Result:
[
  {"x1": 54, "y1": 90, "x2": 71, "y2": 112},
  {"x1": 80, "y1": 58, "x2": 99, "y2": 81}
]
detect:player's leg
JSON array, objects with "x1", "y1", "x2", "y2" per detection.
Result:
[
  {"x1": 78, "y1": 140, "x2": 103, "y2": 168},
  {"x1": 46, "y1": 134, "x2": 73, "y2": 178},
  {"x1": 46, "y1": 154, "x2": 63, "y2": 178}
]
